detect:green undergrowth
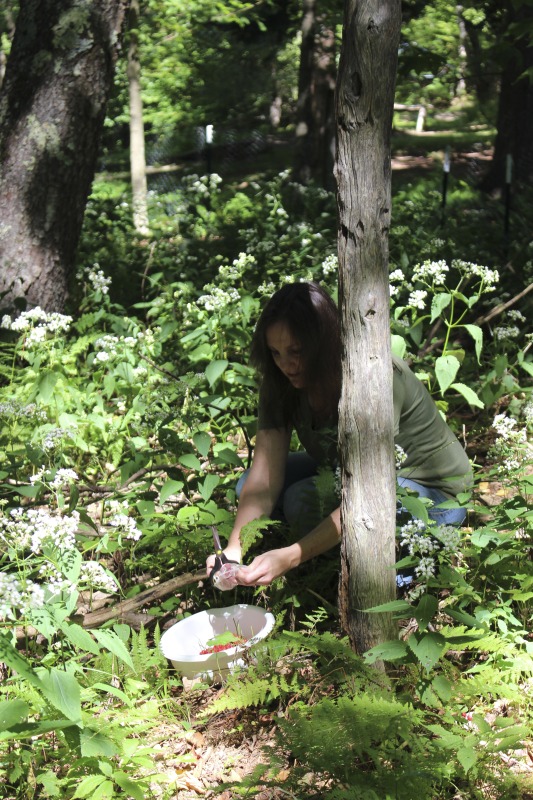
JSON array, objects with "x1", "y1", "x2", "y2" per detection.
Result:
[{"x1": 0, "y1": 164, "x2": 532, "y2": 799}]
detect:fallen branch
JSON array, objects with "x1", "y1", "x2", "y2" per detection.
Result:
[{"x1": 80, "y1": 569, "x2": 207, "y2": 629}]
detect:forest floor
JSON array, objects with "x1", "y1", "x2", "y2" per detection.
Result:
[{"x1": 138, "y1": 474, "x2": 533, "y2": 800}]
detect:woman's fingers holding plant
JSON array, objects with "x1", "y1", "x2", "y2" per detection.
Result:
[{"x1": 236, "y1": 548, "x2": 293, "y2": 586}]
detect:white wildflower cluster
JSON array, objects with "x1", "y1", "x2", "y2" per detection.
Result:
[
  {"x1": 389, "y1": 269, "x2": 405, "y2": 282},
  {"x1": 258, "y1": 281, "x2": 276, "y2": 296},
  {"x1": 30, "y1": 466, "x2": 78, "y2": 487},
  {"x1": 106, "y1": 500, "x2": 143, "y2": 541},
  {"x1": 407, "y1": 289, "x2": 428, "y2": 310},
  {"x1": 321, "y1": 254, "x2": 338, "y2": 277},
  {"x1": 452, "y1": 259, "x2": 499, "y2": 290},
  {"x1": 0, "y1": 574, "x2": 45, "y2": 620},
  {"x1": 493, "y1": 325, "x2": 520, "y2": 342},
  {"x1": 395, "y1": 445, "x2": 408, "y2": 469},
  {"x1": 0, "y1": 507, "x2": 79, "y2": 554},
  {"x1": 275, "y1": 206, "x2": 288, "y2": 218},
  {"x1": 93, "y1": 329, "x2": 155, "y2": 364},
  {"x1": 400, "y1": 519, "x2": 439, "y2": 557},
  {"x1": 85, "y1": 264, "x2": 112, "y2": 295},
  {"x1": 523, "y1": 401, "x2": 533, "y2": 427},
  {"x1": 38, "y1": 426, "x2": 76, "y2": 452},
  {"x1": 489, "y1": 414, "x2": 529, "y2": 476},
  {"x1": 399, "y1": 520, "x2": 460, "y2": 582},
  {"x1": 412, "y1": 259, "x2": 449, "y2": 285},
  {"x1": 218, "y1": 252, "x2": 256, "y2": 283},
  {"x1": 197, "y1": 286, "x2": 241, "y2": 312},
  {"x1": 492, "y1": 414, "x2": 525, "y2": 441},
  {"x1": 94, "y1": 334, "x2": 120, "y2": 362},
  {"x1": 433, "y1": 525, "x2": 462, "y2": 555},
  {"x1": 1, "y1": 307, "x2": 73, "y2": 346},
  {"x1": 189, "y1": 173, "x2": 222, "y2": 195},
  {"x1": 0, "y1": 400, "x2": 47, "y2": 422},
  {"x1": 79, "y1": 561, "x2": 118, "y2": 593},
  {"x1": 38, "y1": 564, "x2": 75, "y2": 597},
  {"x1": 507, "y1": 309, "x2": 526, "y2": 323}
]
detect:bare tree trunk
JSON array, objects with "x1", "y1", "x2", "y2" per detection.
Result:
[
  {"x1": 480, "y1": 4, "x2": 533, "y2": 193},
  {"x1": 293, "y1": 0, "x2": 336, "y2": 189},
  {"x1": 0, "y1": 0, "x2": 129, "y2": 312},
  {"x1": 127, "y1": 0, "x2": 149, "y2": 235},
  {"x1": 335, "y1": 0, "x2": 401, "y2": 656}
]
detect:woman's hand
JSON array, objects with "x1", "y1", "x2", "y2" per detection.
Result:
[
  {"x1": 205, "y1": 544, "x2": 242, "y2": 578},
  {"x1": 235, "y1": 547, "x2": 296, "y2": 587}
]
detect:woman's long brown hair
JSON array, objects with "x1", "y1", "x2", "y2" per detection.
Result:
[{"x1": 250, "y1": 282, "x2": 341, "y2": 426}]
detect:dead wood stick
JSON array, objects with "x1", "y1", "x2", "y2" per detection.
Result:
[
  {"x1": 474, "y1": 281, "x2": 533, "y2": 326},
  {"x1": 81, "y1": 569, "x2": 207, "y2": 629}
]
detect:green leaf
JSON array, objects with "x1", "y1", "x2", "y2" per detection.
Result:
[
  {"x1": 56, "y1": 548, "x2": 82, "y2": 582},
  {"x1": 435, "y1": 354, "x2": 460, "y2": 395},
  {"x1": 431, "y1": 675, "x2": 452, "y2": 703},
  {"x1": 60, "y1": 623, "x2": 100, "y2": 656},
  {"x1": 365, "y1": 599, "x2": 412, "y2": 614},
  {"x1": 38, "y1": 668, "x2": 82, "y2": 723},
  {"x1": 457, "y1": 746, "x2": 477, "y2": 774},
  {"x1": 445, "y1": 609, "x2": 486, "y2": 630},
  {"x1": 199, "y1": 474, "x2": 219, "y2": 501},
  {"x1": 414, "y1": 594, "x2": 438, "y2": 631},
  {"x1": 113, "y1": 773, "x2": 145, "y2": 800},
  {"x1": 462, "y1": 324, "x2": 483, "y2": 363},
  {"x1": 205, "y1": 359, "x2": 228, "y2": 387},
  {"x1": 12, "y1": 484, "x2": 41, "y2": 498},
  {"x1": 179, "y1": 453, "x2": 202, "y2": 471},
  {"x1": 36, "y1": 769, "x2": 61, "y2": 797},
  {"x1": 193, "y1": 431, "x2": 212, "y2": 457},
  {"x1": 0, "y1": 719, "x2": 76, "y2": 741},
  {"x1": 114, "y1": 361, "x2": 134, "y2": 383},
  {"x1": 92, "y1": 629, "x2": 134, "y2": 670},
  {"x1": 363, "y1": 639, "x2": 408, "y2": 663},
  {"x1": 407, "y1": 632, "x2": 447, "y2": 672},
  {"x1": 0, "y1": 700, "x2": 29, "y2": 732},
  {"x1": 159, "y1": 478, "x2": 184, "y2": 504},
  {"x1": 450, "y1": 382, "x2": 484, "y2": 409},
  {"x1": 80, "y1": 728, "x2": 118, "y2": 757},
  {"x1": 213, "y1": 447, "x2": 244, "y2": 467},
  {"x1": 0, "y1": 633, "x2": 44, "y2": 690},
  {"x1": 430, "y1": 292, "x2": 452, "y2": 323},
  {"x1": 92, "y1": 780, "x2": 115, "y2": 800},
  {"x1": 391, "y1": 334, "x2": 407, "y2": 359},
  {"x1": 36, "y1": 370, "x2": 59, "y2": 403},
  {"x1": 72, "y1": 775, "x2": 107, "y2": 799}
]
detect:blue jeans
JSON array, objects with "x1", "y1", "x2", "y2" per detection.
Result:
[{"x1": 236, "y1": 453, "x2": 467, "y2": 532}]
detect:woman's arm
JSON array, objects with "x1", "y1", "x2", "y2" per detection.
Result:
[
  {"x1": 236, "y1": 506, "x2": 341, "y2": 586},
  {"x1": 207, "y1": 427, "x2": 291, "y2": 568}
]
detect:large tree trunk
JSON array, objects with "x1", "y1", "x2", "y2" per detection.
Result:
[
  {"x1": 127, "y1": 0, "x2": 149, "y2": 235},
  {"x1": 335, "y1": 0, "x2": 401, "y2": 656},
  {"x1": 293, "y1": 0, "x2": 336, "y2": 189},
  {"x1": 480, "y1": 4, "x2": 533, "y2": 193},
  {"x1": 0, "y1": 0, "x2": 130, "y2": 312}
]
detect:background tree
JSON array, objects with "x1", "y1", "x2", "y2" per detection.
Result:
[
  {"x1": 478, "y1": 1, "x2": 533, "y2": 191},
  {"x1": 127, "y1": 0, "x2": 149, "y2": 235},
  {"x1": 336, "y1": 0, "x2": 401, "y2": 655},
  {"x1": 293, "y1": 0, "x2": 338, "y2": 188},
  {"x1": 0, "y1": 0, "x2": 129, "y2": 312}
]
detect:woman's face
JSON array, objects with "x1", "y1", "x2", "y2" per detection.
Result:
[{"x1": 266, "y1": 321, "x2": 306, "y2": 388}]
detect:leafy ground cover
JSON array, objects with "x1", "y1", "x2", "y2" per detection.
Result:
[{"x1": 0, "y1": 143, "x2": 532, "y2": 799}]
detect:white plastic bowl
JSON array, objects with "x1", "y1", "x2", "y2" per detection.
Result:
[{"x1": 160, "y1": 604, "x2": 275, "y2": 681}]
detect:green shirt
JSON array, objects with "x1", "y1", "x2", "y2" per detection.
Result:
[{"x1": 257, "y1": 356, "x2": 473, "y2": 497}]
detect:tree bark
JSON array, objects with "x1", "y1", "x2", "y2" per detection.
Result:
[
  {"x1": 335, "y1": 0, "x2": 401, "y2": 656},
  {"x1": 293, "y1": 0, "x2": 336, "y2": 189},
  {"x1": 127, "y1": 0, "x2": 149, "y2": 235},
  {"x1": 0, "y1": 0, "x2": 130, "y2": 312}
]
